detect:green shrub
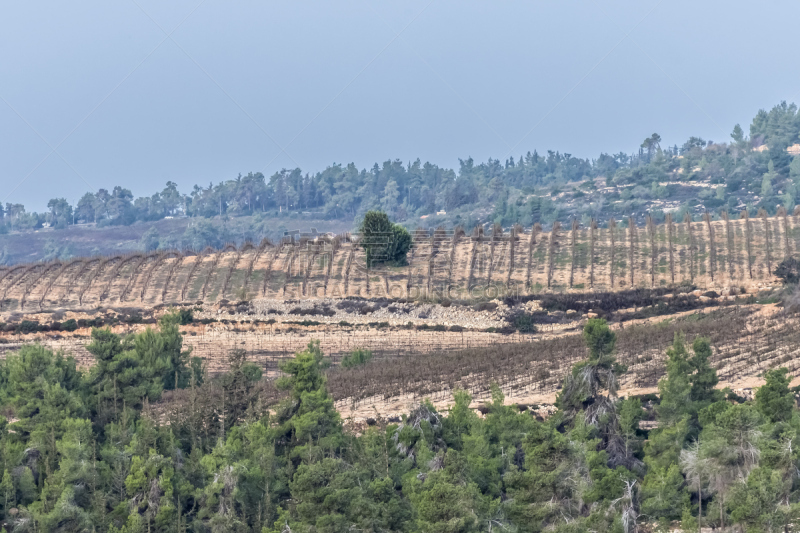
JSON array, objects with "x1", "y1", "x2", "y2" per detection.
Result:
[
  {"x1": 177, "y1": 308, "x2": 194, "y2": 325},
  {"x1": 51, "y1": 318, "x2": 78, "y2": 331},
  {"x1": 775, "y1": 257, "x2": 800, "y2": 284},
  {"x1": 511, "y1": 312, "x2": 537, "y2": 333},
  {"x1": 341, "y1": 348, "x2": 373, "y2": 369},
  {"x1": 17, "y1": 320, "x2": 41, "y2": 334},
  {"x1": 287, "y1": 320, "x2": 321, "y2": 326},
  {"x1": 77, "y1": 318, "x2": 105, "y2": 328}
]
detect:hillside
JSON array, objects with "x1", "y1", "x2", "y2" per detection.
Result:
[
  {"x1": 0, "y1": 211, "x2": 792, "y2": 313},
  {"x1": 0, "y1": 214, "x2": 353, "y2": 265}
]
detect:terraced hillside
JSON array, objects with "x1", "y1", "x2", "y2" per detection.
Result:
[
  {"x1": 2, "y1": 301, "x2": 796, "y2": 422},
  {"x1": 0, "y1": 211, "x2": 795, "y2": 312},
  {"x1": 331, "y1": 304, "x2": 800, "y2": 418}
]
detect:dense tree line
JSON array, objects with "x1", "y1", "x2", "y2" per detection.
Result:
[
  {"x1": 2, "y1": 102, "x2": 800, "y2": 237},
  {"x1": 2, "y1": 313, "x2": 800, "y2": 531}
]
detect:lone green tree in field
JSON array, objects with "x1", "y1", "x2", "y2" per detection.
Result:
[{"x1": 358, "y1": 210, "x2": 412, "y2": 267}]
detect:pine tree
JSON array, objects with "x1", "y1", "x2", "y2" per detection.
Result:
[
  {"x1": 657, "y1": 333, "x2": 693, "y2": 426},
  {"x1": 0, "y1": 469, "x2": 13, "y2": 518},
  {"x1": 157, "y1": 312, "x2": 193, "y2": 391},
  {"x1": 17, "y1": 467, "x2": 37, "y2": 506},
  {"x1": 688, "y1": 337, "x2": 720, "y2": 408},
  {"x1": 756, "y1": 368, "x2": 794, "y2": 423},
  {"x1": 640, "y1": 463, "x2": 689, "y2": 521},
  {"x1": 275, "y1": 341, "x2": 342, "y2": 457},
  {"x1": 761, "y1": 160, "x2": 776, "y2": 197},
  {"x1": 557, "y1": 318, "x2": 624, "y2": 416}
]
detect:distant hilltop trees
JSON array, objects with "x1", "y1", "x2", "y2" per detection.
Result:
[{"x1": 2, "y1": 101, "x2": 800, "y2": 235}]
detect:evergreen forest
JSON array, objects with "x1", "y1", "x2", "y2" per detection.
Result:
[{"x1": 1, "y1": 311, "x2": 800, "y2": 531}]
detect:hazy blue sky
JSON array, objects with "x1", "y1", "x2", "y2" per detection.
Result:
[{"x1": 2, "y1": 0, "x2": 799, "y2": 210}]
